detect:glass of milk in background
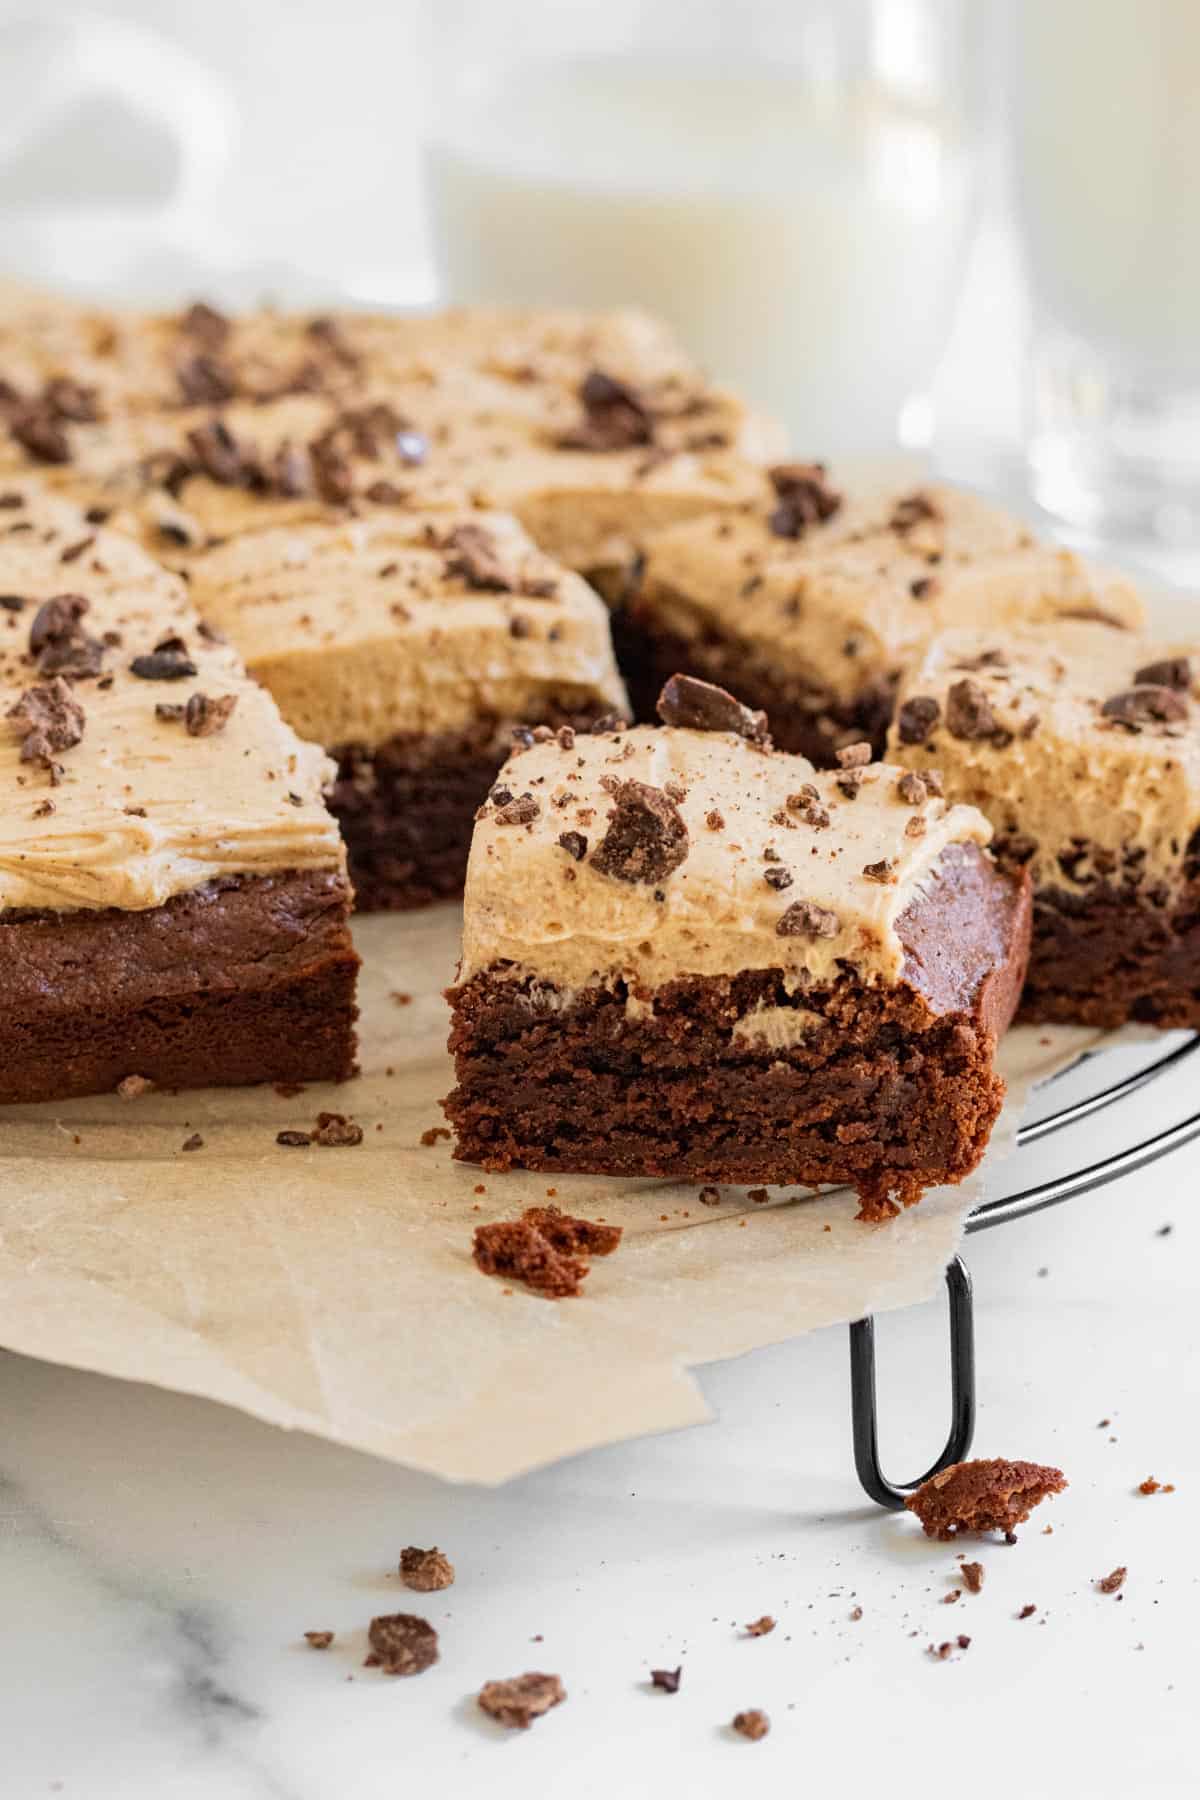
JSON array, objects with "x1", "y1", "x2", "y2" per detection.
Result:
[
  {"x1": 1012, "y1": 0, "x2": 1200, "y2": 548},
  {"x1": 425, "y1": 0, "x2": 983, "y2": 454}
]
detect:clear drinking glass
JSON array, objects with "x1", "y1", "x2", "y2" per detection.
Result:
[
  {"x1": 425, "y1": 0, "x2": 982, "y2": 453},
  {"x1": 1011, "y1": 0, "x2": 1200, "y2": 546}
]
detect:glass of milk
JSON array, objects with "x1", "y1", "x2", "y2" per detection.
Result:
[
  {"x1": 425, "y1": 0, "x2": 982, "y2": 453},
  {"x1": 1011, "y1": 0, "x2": 1200, "y2": 546}
]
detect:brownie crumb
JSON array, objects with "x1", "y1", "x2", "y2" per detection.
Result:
[
  {"x1": 905, "y1": 1458, "x2": 1067, "y2": 1539},
  {"x1": 473, "y1": 1207, "x2": 621, "y2": 1298},
  {"x1": 1017, "y1": 1604, "x2": 1037, "y2": 1620},
  {"x1": 364, "y1": 1612, "x2": 439, "y2": 1677},
  {"x1": 399, "y1": 1546, "x2": 455, "y2": 1593},
  {"x1": 776, "y1": 898, "x2": 840, "y2": 939},
  {"x1": 1097, "y1": 1566, "x2": 1127, "y2": 1594},
  {"x1": 181, "y1": 1133, "x2": 204, "y2": 1153},
  {"x1": 656, "y1": 672, "x2": 770, "y2": 745},
  {"x1": 1137, "y1": 1476, "x2": 1173, "y2": 1495},
  {"x1": 276, "y1": 1129, "x2": 313, "y2": 1148},
  {"x1": 650, "y1": 1666, "x2": 682, "y2": 1693},
  {"x1": 592, "y1": 778, "x2": 688, "y2": 885},
  {"x1": 698, "y1": 1185, "x2": 722, "y2": 1206},
  {"x1": 896, "y1": 695, "x2": 941, "y2": 745},
  {"x1": 558, "y1": 829, "x2": 588, "y2": 861},
  {"x1": 706, "y1": 808, "x2": 725, "y2": 830},
  {"x1": 391, "y1": 991, "x2": 412, "y2": 1006},
  {"x1": 763, "y1": 866, "x2": 793, "y2": 890},
  {"x1": 477, "y1": 1671, "x2": 566, "y2": 1729},
  {"x1": 116, "y1": 1074, "x2": 155, "y2": 1100},
  {"x1": 420, "y1": 1126, "x2": 451, "y2": 1146},
  {"x1": 959, "y1": 1561, "x2": 985, "y2": 1594},
  {"x1": 312, "y1": 1111, "x2": 363, "y2": 1147},
  {"x1": 304, "y1": 1630, "x2": 334, "y2": 1649},
  {"x1": 850, "y1": 1605, "x2": 863, "y2": 1621},
  {"x1": 743, "y1": 1616, "x2": 775, "y2": 1637},
  {"x1": 732, "y1": 1708, "x2": 770, "y2": 1741},
  {"x1": 521, "y1": 1205, "x2": 623, "y2": 1257},
  {"x1": 942, "y1": 1590, "x2": 961, "y2": 1604}
]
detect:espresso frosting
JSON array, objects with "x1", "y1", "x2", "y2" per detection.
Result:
[
  {"x1": 0, "y1": 484, "x2": 343, "y2": 912},
  {"x1": 639, "y1": 481, "x2": 1145, "y2": 702},
  {"x1": 888, "y1": 621, "x2": 1200, "y2": 894},
  {"x1": 188, "y1": 511, "x2": 629, "y2": 750},
  {"x1": 455, "y1": 722, "x2": 993, "y2": 993}
]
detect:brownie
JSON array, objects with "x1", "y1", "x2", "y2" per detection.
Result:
[
  {"x1": 628, "y1": 477, "x2": 1144, "y2": 763},
  {"x1": 888, "y1": 622, "x2": 1200, "y2": 1029},
  {"x1": 444, "y1": 682, "x2": 1031, "y2": 1219},
  {"x1": 0, "y1": 484, "x2": 357, "y2": 1103}
]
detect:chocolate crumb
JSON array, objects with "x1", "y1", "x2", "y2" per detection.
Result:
[
  {"x1": 420, "y1": 1126, "x2": 451, "y2": 1146},
  {"x1": 656, "y1": 672, "x2": 770, "y2": 745},
  {"x1": 592, "y1": 778, "x2": 688, "y2": 885},
  {"x1": 776, "y1": 898, "x2": 840, "y2": 939},
  {"x1": 477, "y1": 1671, "x2": 565, "y2": 1729},
  {"x1": 365, "y1": 1612, "x2": 439, "y2": 1677},
  {"x1": 399, "y1": 1547, "x2": 455, "y2": 1593},
  {"x1": 181, "y1": 1133, "x2": 204, "y2": 1153},
  {"x1": 116, "y1": 1074, "x2": 155, "y2": 1100},
  {"x1": 896, "y1": 695, "x2": 941, "y2": 745},
  {"x1": 276, "y1": 1129, "x2": 313, "y2": 1147},
  {"x1": 906, "y1": 1459, "x2": 1067, "y2": 1539},
  {"x1": 732, "y1": 1709, "x2": 770, "y2": 1741},
  {"x1": 312, "y1": 1111, "x2": 363, "y2": 1147},
  {"x1": 960, "y1": 1561, "x2": 984, "y2": 1594},
  {"x1": 184, "y1": 691, "x2": 237, "y2": 736},
  {"x1": 304, "y1": 1630, "x2": 334, "y2": 1650},
  {"x1": 130, "y1": 644, "x2": 198, "y2": 681},
  {"x1": 1017, "y1": 1604, "x2": 1037, "y2": 1620},
  {"x1": 946, "y1": 677, "x2": 999, "y2": 741},
  {"x1": 743, "y1": 1616, "x2": 775, "y2": 1637},
  {"x1": 650, "y1": 1666, "x2": 682, "y2": 1693},
  {"x1": 1097, "y1": 1566, "x2": 1127, "y2": 1594}
]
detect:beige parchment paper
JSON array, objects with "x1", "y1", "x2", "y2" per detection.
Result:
[{"x1": 0, "y1": 905, "x2": 1113, "y2": 1483}]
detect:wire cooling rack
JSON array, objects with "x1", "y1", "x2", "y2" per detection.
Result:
[{"x1": 849, "y1": 1032, "x2": 1200, "y2": 1508}]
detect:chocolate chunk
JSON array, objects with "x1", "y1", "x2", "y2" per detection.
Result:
[
  {"x1": 58, "y1": 534, "x2": 95, "y2": 565},
  {"x1": 494, "y1": 792, "x2": 540, "y2": 825},
  {"x1": 444, "y1": 521, "x2": 517, "y2": 592},
  {"x1": 835, "y1": 741, "x2": 872, "y2": 769},
  {"x1": 365, "y1": 1612, "x2": 439, "y2": 1677},
  {"x1": 559, "y1": 369, "x2": 653, "y2": 451},
  {"x1": 477, "y1": 1672, "x2": 565, "y2": 1729},
  {"x1": 889, "y1": 490, "x2": 940, "y2": 533},
  {"x1": 29, "y1": 592, "x2": 88, "y2": 656},
  {"x1": 27, "y1": 592, "x2": 105, "y2": 678},
  {"x1": 863, "y1": 859, "x2": 897, "y2": 884},
  {"x1": 0, "y1": 593, "x2": 24, "y2": 611},
  {"x1": 309, "y1": 435, "x2": 354, "y2": 504},
  {"x1": 946, "y1": 678, "x2": 998, "y2": 741},
  {"x1": 312, "y1": 1110, "x2": 363, "y2": 1147},
  {"x1": 897, "y1": 771, "x2": 927, "y2": 805},
  {"x1": 270, "y1": 440, "x2": 311, "y2": 497},
  {"x1": 10, "y1": 406, "x2": 71, "y2": 463},
  {"x1": 656, "y1": 672, "x2": 770, "y2": 745},
  {"x1": 130, "y1": 641, "x2": 198, "y2": 681},
  {"x1": 1134, "y1": 656, "x2": 1191, "y2": 691},
  {"x1": 177, "y1": 352, "x2": 235, "y2": 405},
  {"x1": 763, "y1": 866, "x2": 793, "y2": 890},
  {"x1": 276, "y1": 1129, "x2": 313, "y2": 1147},
  {"x1": 650, "y1": 1667, "x2": 682, "y2": 1693},
  {"x1": 896, "y1": 695, "x2": 941, "y2": 744},
  {"x1": 767, "y1": 461, "x2": 842, "y2": 538},
  {"x1": 1097, "y1": 1566, "x2": 1127, "y2": 1594},
  {"x1": 180, "y1": 300, "x2": 231, "y2": 347},
  {"x1": 905, "y1": 815, "x2": 926, "y2": 839},
  {"x1": 591, "y1": 779, "x2": 689, "y2": 884},
  {"x1": 181, "y1": 692, "x2": 237, "y2": 736},
  {"x1": 557, "y1": 830, "x2": 588, "y2": 861},
  {"x1": 1101, "y1": 684, "x2": 1189, "y2": 728},
  {"x1": 185, "y1": 419, "x2": 246, "y2": 486},
  {"x1": 42, "y1": 376, "x2": 100, "y2": 424},
  {"x1": 399, "y1": 1547, "x2": 455, "y2": 1593},
  {"x1": 776, "y1": 899, "x2": 840, "y2": 939},
  {"x1": 905, "y1": 1458, "x2": 1067, "y2": 1540},
  {"x1": 732, "y1": 1709, "x2": 770, "y2": 1741},
  {"x1": 7, "y1": 678, "x2": 85, "y2": 770}
]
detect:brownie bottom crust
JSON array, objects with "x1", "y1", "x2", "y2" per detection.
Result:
[
  {"x1": 616, "y1": 601, "x2": 896, "y2": 766},
  {"x1": 445, "y1": 845, "x2": 1031, "y2": 1220},
  {"x1": 329, "y1": 706, "x2": 618, "y2": 913},
  {"x1": 0, "y1": 870, "x2": 359, "y2": 1105},
  {"x1": 1018, "y1": 879, "x2": 1200, "y2": 1030}
]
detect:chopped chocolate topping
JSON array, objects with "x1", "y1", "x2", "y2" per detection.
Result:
[
  {"x1": 276, "y1": 1129, "x2": 313, "y2": 1148},
  {"x1": 946, "y1": 678, "x2": 999, "y2": 741},
  {"x1": 959, "y1": 1561, "x2": 985, "y2": 1594},
  {"x1": 0, "y1": 593, "x2": 24, "y2": 611},
  {"x1": 180, "y1": 692, "x2": 237, "y2": 736},
  {"x1": 591, "y1": 779, "x2": 688, "y2": 884},
  {"x1": 836, "y1": 767, "x2": 867, "y2": 799},
  {"x1": 477, "y1": 1672, "x2": 565, "y2": 1729},
  {"x1": 732, "y1": 1709, "x2": 770, "y2": 1741},
  {"x1": 896, "y1": 695, "x2": 941, "y2": 745},
  {"x1": 58, "y1": 534, "x2": 95, "y2": 565},
  {"x1": 650, "y1": 1667, "x2": 682, "y2": 1693},
  {"x1": 763, "y1": 866, "x2": 793, "y2": 890},
  {"x1": 42, "y1": 376, "x2": 100, "y2": 424},
  {"x1": 897, "y1": 771, "x2": 927, "y2": 805},
  {"x1": 306, "y1": 314, "x2": 361, "y2": 368},
  {"x1": 7, "y1": 678, "x2": 85, "y2": 772},
  {"x1": 557, "y1": 830, "x2": 588, "y2": 861},
  {"x1": 1097, "y1": 1566, "x2": 1127, "y2": 1594},
  {"x1": 365, "y1": 1612, "x2": 439, "y2": 1677},
  {"x1": 10, "y1": 405, "x2": 71, "y2": 464},
  {"x1": 399, "y1": 1547, "x2": 455, "y2": 1593},
  {"x1": 1101, "y1": 684, "x2": 1189, "y2": 728},
  {"x1": 155, "y1": 703, "x2": 184, "y2": 722},
  {"x1": 309, "y1": 434, "x2": 354, "y2": 504},
  {"x1": 177, "y1": 352, "x2": 235, "y2": 406},
  {"x1": 776, "y1": 898, "x2": 840, "y2": 939},
  {"x1": 312, "y1": 1110, "x2": 363, "y2": 1147},
  {"x1": 863, "y1": 859, "x2": 897, "y2": 884},
  {"x1": 767, "y1": 461, "x2": 842, "y2": 538},
  {"x1": 656, "y1": 672, "x2": 770, "y2": 745},
  {"x1": 1134, "y1": 656, "x2": 1191, "y2": 691},
  {"x1": 559, "y1": 369, "x2": 653, "y2": 451},
  {"x1": 130, "y1": 642, "x2": 198, "y2": 681},
  {"x1": 905, "y1": 1458, "x2": 1068, "y2": 1540},
  {"x1": 185, "y1": 418, "x2": 247, "y2": 486},
  {"x1": 743, "y1": 1616, "x2": 775, "y2": 1637},
  {"x1": 304, "y1": 1630, "x2": 334, "y2": 1650},
  {"x1": 889, "y1": 490, "x2": 940, "y2": 533},
  {"x1": 835, "y1": 741, "x2": 872, "y2": 769},
  {"x1": 494, "y1": 792, "x2": 540, "y2": 825},
  {"x1": 180, "y1": 300, "x2": 231, "y2": 347},
  {"x1": 28, "y1": 593, "x2": 104, "y2": 679}
]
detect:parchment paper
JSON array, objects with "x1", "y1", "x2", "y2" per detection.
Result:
[{"x1": 0, "y1": 905, "x2": 1114, "y2": 1483}]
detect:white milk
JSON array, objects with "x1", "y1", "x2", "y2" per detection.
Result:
[
  {"x1": 427, "y1": 55, "x2": 972, "y2": 450},
  {"x1": 1013, "y1": 0, "x2": 1200, "y2": 375}
]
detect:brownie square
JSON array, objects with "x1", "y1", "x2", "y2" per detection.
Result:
[
  {"x1": 444, "y1": 681, "x2": 1031, "y2": 1219},
  {"x1": 889, "y1": 621, "x2": 1200, "y2": 1029}
]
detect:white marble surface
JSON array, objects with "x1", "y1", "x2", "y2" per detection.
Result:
[{"x1": 2, "y1": 1047, "x2": 1196, "y2": 1800}]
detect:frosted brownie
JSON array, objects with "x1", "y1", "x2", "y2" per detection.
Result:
[
  {"x1": 888, "y1": 622, "x2": 1200, "y2": 1029},
  {"x1": 190, "y1": 511, "x2": 629, "y2": 910},
  {"x1": 0, "y1": 484, "x2": 357, "y2": 1103},
  {"x1": 444, "y1": 676, "x2": 1031, "y2": 1219},
  {"x1": 628, "y1": 474, "x2": 1144, "y2": 761}
]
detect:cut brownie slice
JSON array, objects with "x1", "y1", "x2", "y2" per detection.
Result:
[
  {"x1": 190, "y1": 512, "x2": 629, "y2": 910},
  {"x1": 444, "y1": 679, "x2": 1032, "y2": 1219},
  {"x1": 0, "y1": 483, "x2": 357, "y2": 1103},
  {"x1": 628, "y1": 476, "x2": 1144, "y2": 761},
  {"x1": 888, "y1": 621, "x2": 1200, "y2": 1029}
]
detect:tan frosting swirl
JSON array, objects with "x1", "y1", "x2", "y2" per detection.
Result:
[
  {"x1": 0, "y1": 484, "x2": 343, "y2": 912},
  {"x1": 456, "y1": 723, "x2": 993, "y2": 992}
]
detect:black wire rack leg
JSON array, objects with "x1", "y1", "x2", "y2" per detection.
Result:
[{"x1": 848, "y1": 1256, "x2": 976, "y2": 1509}]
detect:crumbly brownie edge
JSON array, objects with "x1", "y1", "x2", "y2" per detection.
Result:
[
  {"x1": 0, "y1": 870, "x2": 359, "y2": 1104},
  {"x1": 616, "y1": 599, "x2": 896, "y2": 765},
  {"x1": 444, "y1": 846, "x2": 1030, "y2": 1216},
  {"x1": 329, "y1": 706, "x2": 621, "y2": 913},
  {"x1": 1018, "y1": 878, "x2": 1200, "y2": 1030}
]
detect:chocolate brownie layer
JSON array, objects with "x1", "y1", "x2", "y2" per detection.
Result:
[
  {"x1": 1019, "y1": 880, "x2": 1200, "y2": 1030},
  {"x1": 446, "y1": 842, "x2": 1031, "y2": 1218},
  {"x1": 0, "y1": 871, "x2": 358, "y2": 1104}
]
